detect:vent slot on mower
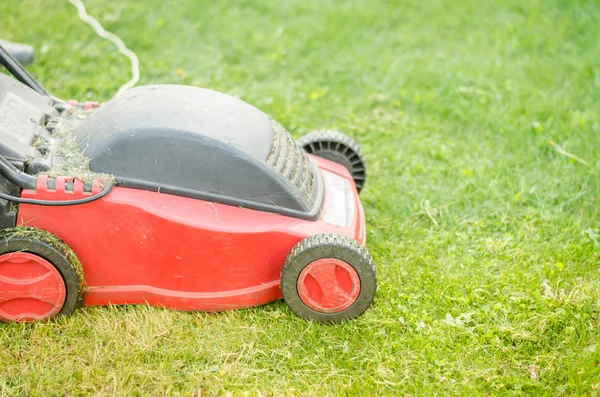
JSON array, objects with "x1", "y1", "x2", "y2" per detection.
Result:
[{"x1": 267, "y1": 121, "x2": 317, "y2": 206}]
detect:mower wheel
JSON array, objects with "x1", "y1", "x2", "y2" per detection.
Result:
[
  {"x1": 281, "y1": 233, "x2": 376, "y2": 323},
  {"x1": 298, "y1": 130, "x2": 366, "y2": 193},
  {"x1": 0, "y1": 227, "x2": 83, "y2": 322}
]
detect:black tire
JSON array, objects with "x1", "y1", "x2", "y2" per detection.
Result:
[
  {"x1": 0, "y1": 227, "x2": 83, "y2": 319},
  {"x1": 281, "y1": 233, "x2": 376, "y2": 323},
  {"x1": 298, "y1": 130, "x2": 366, "y2": 193}
]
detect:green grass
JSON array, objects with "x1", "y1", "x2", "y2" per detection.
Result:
[{"x1": 2, "y1": 0, "x2": 600, "y2": 395}]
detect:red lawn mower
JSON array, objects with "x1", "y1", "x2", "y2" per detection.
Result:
[{"x1": 0, "y1": 44, "x2": 376, "y2": 323}]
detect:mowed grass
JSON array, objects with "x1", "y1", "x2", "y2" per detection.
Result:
[{"x1": 2, "y1": 0, "x2": 600, "y2": 395}]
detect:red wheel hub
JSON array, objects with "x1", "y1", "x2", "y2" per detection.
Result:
[
  {"x1": 0, "y1": 252, "x2": 66, "y2": 322},
  {"x1": 297, "y1": 258, "x2": 360, "y2": 313}
]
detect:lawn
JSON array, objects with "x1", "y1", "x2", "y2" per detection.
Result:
[{"x1": 1, "y1": 0, "x2": 600, "y2": 395}]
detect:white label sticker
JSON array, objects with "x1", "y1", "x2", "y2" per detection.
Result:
[
  {"x1": 0, "y1": 92, "x2": 43, "y2": 142},
  {"x1": 322, "y1": 170, "x2": 355, "y2": 227}
]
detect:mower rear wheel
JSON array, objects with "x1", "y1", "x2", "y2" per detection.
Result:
[
  {"x1": 281, "y1": 234, "x2": 376, "y2": 323},
  {"x1": 298, "y1": 130, "x2": 366, "y2": 193},
  {"x1": 0, "y1": 227, "x2": 83, "y2": 322}
]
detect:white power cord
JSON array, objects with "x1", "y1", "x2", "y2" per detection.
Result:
[{"x1": 68, "y1": 0, "x2": 140, "y2": 97}]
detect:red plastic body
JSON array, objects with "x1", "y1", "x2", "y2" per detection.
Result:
[{"x1": 16, "y1": 156, "x2": 366, "y2": 312}]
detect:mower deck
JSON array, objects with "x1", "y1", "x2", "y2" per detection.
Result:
[{"x1": 16, "y1": 156, "x2": 365, "y2": 312}]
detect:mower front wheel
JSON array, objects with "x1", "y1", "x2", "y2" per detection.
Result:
[
  {"x1": 281, "y1": 234, "x2": 376, "y2": 323},
  {"x1": 0, "y1": 227, "x2": 83, "y2": 322}
]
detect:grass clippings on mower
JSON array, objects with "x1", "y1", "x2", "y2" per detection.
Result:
[{"x1": 40, "y1": 111, "x2": 115, "y2": 189}]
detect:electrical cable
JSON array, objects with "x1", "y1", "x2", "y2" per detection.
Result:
[
  {"x1": 0, "y1": 2, "x2": 135, "y2": 205},
  {"x1": 68, "y1": 0, "x2": 140, "y2": 97},
  {"x1": 0, "y1": 146, "x2": 114, "y2": 206},
  {"x1": 0, "y1": 138, "x2": 114, "y2": 206},
  {"x1": 0, "y1": 156, "x2": 37, "y2": 189},
  {"x1": 0, "y1": 182, "x2": 115, "y2": 206}
]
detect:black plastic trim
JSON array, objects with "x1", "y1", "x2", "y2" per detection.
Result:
[{"x1": 114, "y1": 165, "x2": 324, "y2": 221}]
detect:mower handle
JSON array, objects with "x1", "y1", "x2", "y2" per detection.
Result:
[{"x1": 0, "y1": 42, "x2": 48, "y2": 97}]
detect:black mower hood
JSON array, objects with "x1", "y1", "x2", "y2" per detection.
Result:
[{"x1": 73, "y1": 85, "x2": 323, "y2": 219}]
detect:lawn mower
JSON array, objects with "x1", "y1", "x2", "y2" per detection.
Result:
[{"x1": 0, "y1": 43, "x2": 376, "y2": 323}]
